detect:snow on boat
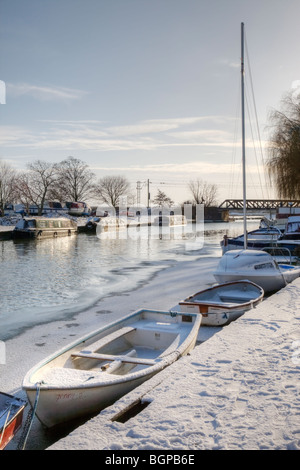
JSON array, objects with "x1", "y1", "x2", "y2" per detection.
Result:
[
  {"x1": 214, "y1": 250, "x2": 300, "y2": 294},
  {"x1": 0, "y1": 393, "x2": 27, "y2": 450},
  {"x1": 178, "y1": 280, "x2": 264, "y2": 326},
  {"x1": 221, "y1": 227, "x2": 282, "y2": 254},
  {"x1": 23, "y1": 309, "x2": 201, "y2": 428},
  {"x1": 12, "y1": 217, "x2": 77, "y2": 239}
]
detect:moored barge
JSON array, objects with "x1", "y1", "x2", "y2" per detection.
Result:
[{"x1": 12, "y1": 217, "x2": 77, "y2": 239}]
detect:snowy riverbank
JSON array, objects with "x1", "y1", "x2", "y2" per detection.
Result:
[
  {"x1": 48, "y1": 277, "x2": 300, "y2": 451},
  {"x1": 1, "y1": 254, "x2": 219, "y2": 450},
  {"x1": 1, "y1": 244, "x2": 299, "y2": 450}
]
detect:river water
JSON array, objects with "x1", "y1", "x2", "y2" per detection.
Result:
[{"x1": 0, "y1": 219, "x2": 259, "y2": 341}]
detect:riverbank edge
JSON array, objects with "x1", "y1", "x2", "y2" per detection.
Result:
[{"x1": 48, "y1": 278, "x2": 300, "y2": 451}]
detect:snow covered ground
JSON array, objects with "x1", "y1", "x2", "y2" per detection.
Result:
[
  {"x1": 48, "y1": 276, "x2": 300, "y2": 451},
  {"x1": 2, "y1": 253, "x2": 300, "y2": 451}
]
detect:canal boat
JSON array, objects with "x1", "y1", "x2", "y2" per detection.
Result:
[
  {"x1": 23, "y1": 309, "x2": 201, "y2": 428},
  {"x1": 12, "y1": 217, "x2": 77, "y2": 239},
  {"x1": 0, "y1": 392, "x2": 27, "y2": 450},
  {"x1": 178, "y1": 280, "x2": 264, "y2": 326}
]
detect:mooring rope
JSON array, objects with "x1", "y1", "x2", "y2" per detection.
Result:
[{"x1": 17, "y1": 382, "x2": 42, "y2": 451}]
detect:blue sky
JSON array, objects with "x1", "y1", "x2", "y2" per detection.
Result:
[{"x1": 1, "y1": 0, "x2": 300, "y2": 205}]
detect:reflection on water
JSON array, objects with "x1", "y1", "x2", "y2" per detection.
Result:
[{"x1": 0, "y1": 220, "x2": 259, "y2": 340}]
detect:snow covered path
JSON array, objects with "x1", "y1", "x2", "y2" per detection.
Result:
[{"x1": 49, "y1": 278, "x2": 300, "y2": 451}]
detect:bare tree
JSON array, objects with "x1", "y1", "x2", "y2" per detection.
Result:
[
  {"x1": 94, "y1": 175, "x2": 131, "y2": 207},
  {"x1": 0, "y1": 159, "x2": 18, "y2": 215},
  {"x1": 17, "y1": 160, "x2": 58, "y2": 215},
  {"x1": 267, "y1": 91, "x2": 300, "y2": 199},
  {"x1": 188, "y1": 179, "x2": 218, "y2": 206},
  {"x1": 52, "y1": 156, "x2": 96, "y2": 202}
]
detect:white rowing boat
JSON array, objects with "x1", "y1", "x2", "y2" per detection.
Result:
[
  {"x1": 23, "y1": 309, "x2": 201, "y2": 428},
  {"x1": 178, "y1": 280, "x2": 264, "y2": 326}
]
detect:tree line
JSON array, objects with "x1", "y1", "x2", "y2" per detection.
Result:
[
  {"x1": 1, "y1": 87, "x2": 299, "y2": 216},
  {"x1": 0, "y1": 157, "x2": 127, "y2": 216},
  {"x1": 0, "y1": 156, "x2": 219, "y2": 216}
]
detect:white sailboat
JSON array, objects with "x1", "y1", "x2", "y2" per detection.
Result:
[{"x1": 214, "y1": 23, "x2": 300, "y2": 293}]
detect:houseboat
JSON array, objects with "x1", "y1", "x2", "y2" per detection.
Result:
[{"x1": 12, "y1": 217, "x2": 77, "y2": 239}]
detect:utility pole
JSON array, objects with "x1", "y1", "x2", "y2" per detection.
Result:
[
  {"x1": 136, "y1": 179, "x2": 151, "y2": 207},
  {"x1": 147, "y1": 179, "x2": 151, "y2": 208},
  {"x1": 136, "y1": 181, "x2": 142, "y2": 205}
]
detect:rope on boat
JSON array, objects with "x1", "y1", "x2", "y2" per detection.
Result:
[{"x1": 17, "y1": 382, "x2": 42, "y2": 451}]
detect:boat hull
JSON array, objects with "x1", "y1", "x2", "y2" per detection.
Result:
[
  {"x1": 25, "y1": 372, "x2": 157, "y2": 428},
  {"x1": 214, "y1": 272, "x2": 285, "y2": 295},
  {"x1": 214, "y1": 250, "x2": 300, "y2": 294},
  {"x1": 12, "y1": 228, "x2": 76, "y2": 239},
  {"x1": 23, "y1": 309, "x2": 201, "y2": 428},
  {"x1": 0, "y1": 393, "x2": 26, "y2": 450},
  {"x1": 179, "y1": 281, "x2": 264, "y2": 326}
]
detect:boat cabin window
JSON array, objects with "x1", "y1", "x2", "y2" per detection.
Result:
[
  {"x1": 254, "y1": 262, "x2": 275, "y2": 270},
  {"x1": 27, "y1": 220, "x2": 36, "y2": 228},
  {"x1": 287, "y1": 222, "x2": 300, "y2": 233}
]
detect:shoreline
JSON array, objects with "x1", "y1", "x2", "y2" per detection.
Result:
[
  {"x1": 1, "y1": 253, "x2": 219, "y2": 450},
  {"x1": 49, "y1": 277, "x2": 300, "y2": 451}
]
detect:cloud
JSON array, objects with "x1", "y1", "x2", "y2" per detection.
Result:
[
  {"x1": 1, "y1": 115, "x2": 266, "y2": 153},
  {"x1": 91, "y1": 160, "x2": 265, "y2": 176},
  {"x1": 7, "y1": 83, "x2": 88, "y2": 101}
]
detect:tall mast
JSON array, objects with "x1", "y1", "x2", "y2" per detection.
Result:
[{"x1": 241, "y1": 22, "x2": 247, "y2": 249}]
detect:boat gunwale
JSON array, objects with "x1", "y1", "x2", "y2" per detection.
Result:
[
  {"x1": 23, "y1": 309, "x2": 201, "y2": 391},
  {"x1": 179, "y1": 280, "x2": 264, "y2": 310},
  {"x1": 0, "y1": 393, "x2": 27, "y2": 429}
]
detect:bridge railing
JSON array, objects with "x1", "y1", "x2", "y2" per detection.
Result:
[{"x1": 219, "y1": 199, "x2": 300, "y2": 210}]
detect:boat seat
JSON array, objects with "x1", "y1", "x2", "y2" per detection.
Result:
[
  {"x1": 191, "y1": 300, "x2": 238, "y2": 308},
  {"x1": 71, "y1": 351, "x2": 157, "y2": 366},
  {"x1": 219, "y1": 295, "x2": 252, "y2": 303},
  {"x1": 80, "y1": 326, "x2": 136, "y2": 354}
]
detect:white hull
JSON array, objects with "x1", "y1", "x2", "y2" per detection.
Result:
[
  {"x1": 23, "y1": 309, "x2": 201, "y2": 428},
  {"x1": 179, "y1": 280, "x2": 264, "y2": 326},
  {"x1": 25, "y1": 370, "x2": 157, "y2": 428},
  {"x1": 213, "y1": 272, "x2": 285, "y2": 295},
  {"x1": 214, "y1": 250, "x2": 300, "y2": 294}
]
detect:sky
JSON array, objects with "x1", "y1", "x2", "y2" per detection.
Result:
[{"x1": 1, "y1": 0, "x2": 300, "y2": 206}]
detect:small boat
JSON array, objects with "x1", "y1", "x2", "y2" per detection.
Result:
[
  {"x1": 221, "y1": 227, "x2": 283, "y2": 254},
  {"x1": 12, "y1": 217, "x2": 77, "y2": 239},
  {"x1": 67, "y1": 202, "x2": 91, "y2": 217},
  {"x1": 281, "y1": 216, "x2": 300, "y2": 241},
  {"x1": 23, "y1": 309, "x2": 201, "y2": 428},
  {"x1": 0, "y1": 392, "x2": 27, "y2": 450},
  {"x1": 153, "y1": 214, "x2": 187, "y2": 227},
  {"x1": 214, "y1": 250, "x2": 300, "y2": 294},
  {"x1": 178, "y1": 280, "x2": 264, "y2": 326},
  {"x1": 96, "y1": 216, "x2": 127, "y2": 238},
  {"x1": 273, "y1": 216, "x2": 300, "y2": 258},
  {"x1": 275, "y1": 207, "x2": 300, "y2": 232}
]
